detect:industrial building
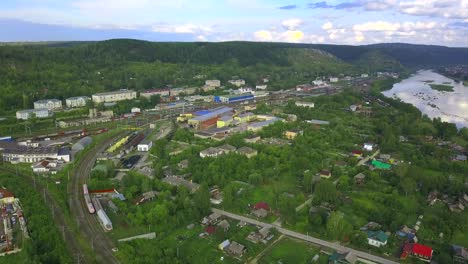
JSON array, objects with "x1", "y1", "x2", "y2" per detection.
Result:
[
  {"x1": 16, "y1": 109, "x2": 51, "y2": 120},
  {"x1": 188, "y1": 107, "x2": 233, "y2": 130},
  {"x1": 137, "y1": 140, "x2": 153, "y2": 152},
  {"x1": 140, "y1": 89, "x2": 170, "y2": 98},
  {"x1": 66, "y1": 96, "x2": 90, "y2": 108},
  {"x1": 1, "y1": 145, "x2": 59, "y2": 163},
  {"x1": 214, "y1": 94, "x2": 254, "y2": 104},
  {"x1": 34, "y1": 99, "x2": 62, "y2": 110},
  {"x1": 92, "y1": 89, "x2": 137, "y2": 103},
  {"x1": 247, "y1": 116, "x2": 282, "y2": 132}
]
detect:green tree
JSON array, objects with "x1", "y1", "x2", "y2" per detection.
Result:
[
  {"x1": 326, "y1": 211, "x2": 352, "y2": 241},
  {"x1": 314, "y1": 180, "x2": 338, "y2": 204}
]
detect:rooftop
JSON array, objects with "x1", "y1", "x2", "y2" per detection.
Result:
[
  {"x1": 35, "y1": 99, "x2": 61, "y2": 103},
  {"x1": 93, "y1": 89, "x2": 135, "y2": 96}
]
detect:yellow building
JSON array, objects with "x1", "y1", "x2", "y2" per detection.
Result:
[
  {"x1": 217, "y1": 116, "x2": 233, "y2": 128},
  {"x1": 284, "y1": 130, "x2": 303, "y2": 140},
  {"x1": 234, "y1": 112, "x2": 255, "y2": 123},
  {"x1": 177, "y1": 113, "x2": 193, "y2": 123}
]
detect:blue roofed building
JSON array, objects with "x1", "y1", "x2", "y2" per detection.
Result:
[{"x1": 214, "y1": 94, "x2": 254, "y2": 104}]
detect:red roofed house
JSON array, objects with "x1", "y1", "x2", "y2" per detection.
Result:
[
  {"x1": 253, "y1": 202, "x2": 270, "y2": 211},
  {"x1": 352, "y1": 150, "x2": 363, "y2": 158},
  {"x1": 0, "y1": 188, "x2": 15, "y2": 204},
  {"x1": 401, "y1": 243, "x2": 433, "y2": 262},
  {"x1": 205, "y1": 226, "x2": 216, "y2": 235}
]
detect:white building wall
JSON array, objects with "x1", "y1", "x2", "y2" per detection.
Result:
[{"x1": 92, "y1": 90, "x2": 137, "y2": 103}]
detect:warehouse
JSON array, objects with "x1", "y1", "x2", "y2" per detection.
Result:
[
  {"x1": 2, "y1": 145, "x2": 59, "y2": 163},
  {"x1": 214, "y1": 94, "x2": 254, "y2": 104},
  {"x1": 188, "y1": 107, "x2": 233, "y2": 130}
]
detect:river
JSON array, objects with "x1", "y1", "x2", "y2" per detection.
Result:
[{"x1": 382, "y1": 70, "x2": 468, "y2": 129}]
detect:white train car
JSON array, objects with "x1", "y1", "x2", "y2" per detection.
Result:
[
  {"x1": 83, "y1": 184, "x2": 95, "y2": 214},
  {"x1": 97, "y1": 209, "x2": 113, "y2": 231}
]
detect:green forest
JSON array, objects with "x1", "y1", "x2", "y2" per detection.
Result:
[{"x1": 1, "y1": 40, "x2": 466, "y2": 115}]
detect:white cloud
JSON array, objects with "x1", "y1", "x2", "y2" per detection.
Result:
[
  {"x1": 281, "y1": 18, "x2": 303, "y2": 30},
  {"x1": 281, "y1": 30, "x2": 305, "y2": 42},
  {"x1": 151, "y1": 23, "x2": 212, "y2": 34},
  {"x1": 254, "y1": 30, "x2": 273, "y2": 41},
  {"x1": 196, "y1": 35, "x2": 207, "y2": 41},
  {"x1": 398, "y1": 0, "x2": 468, "y2": 19},
  {"x1": 322, "y1": 22, "x2": 333, "y2": 30},
  {"x1": 355, "y1": 31, "x2": 365, "y2": 42},
  {"x1": 353, "y1": 21, "x2": 401, "y2": 32},
  {"x1": 364, "y1": 0, "x2": 397, "y2": 11}
]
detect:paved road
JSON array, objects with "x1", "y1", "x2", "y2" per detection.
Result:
[
  {"x1": 212, "y1": 208, "x2": 399, "y2": 264},
  {"x1": 70, "y1": 133, "x2": 125, "y2": 264},
  {"x1": 357, "y1": 150, "x2": 381, "y2": 166}
]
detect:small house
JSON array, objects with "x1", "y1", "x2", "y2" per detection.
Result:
[
  {"x1": 200, "y1": 147, "x2": 224, "y2": 158},
  {"x1": 351, "y1": 150, "x2": 363, "y2": 158},
  {"x1": 218, "y1": 144, "x2": 236, "y2": 154},
  {"x1": 244, "y1": 135, "x2": 261, "y2": 143},
  {"x1": 251, "y1": 208, "x2": 268, "y2": 218},
  {"x1": 427, "y1": 191, "x2": 438, "y2": 205},
  {"x1": 219, "y1": 239, "x2": 231, "y2": 250},
  {"x1": 246, "y1": 227, "x2": 270, "y2": 243},
  {"x1": 363, "y1": 143, "x2": 374, "y2": 151},
  {"x1": 452, "y1": 245, "x2": 468, "y2": 264},
  {"x1": 366, "y1": 230, "x2": 389, "y2": 247},
  {"x1": 217, "y1": 220, "x2": 230, "y2": 232},
  {"x1": 236, "y1": 146, "x2": 258, "y2": 158},
  {"x1": 401, "y1": 243, "x2": 433, "y2": 262},
  {"x1": 354, "y1": 173, "x2": 366, "y2": 185},
  {"x1": 319, "y1": 170, "x2": 332, "y2": 179},
  {"x1": 226, "y1": 241, "x2": 246, "y2": 257}
]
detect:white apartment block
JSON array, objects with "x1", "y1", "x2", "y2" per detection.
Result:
[
  {"x1": 16, "y1": 109, "x2": 51, "y2": 120},
  {"x1": 66, "y1": 96, "x2": 90, "y2": 108},
  {"x1": 140, "y1": 89, "x2": 170, "y2": 98},
  {"x1": 330, "y1": 77, "x2": 339, "y2": 83},
  {"x1": 92, "y1": 89, "x2": 137, "y2": 103},
  {"x1": 34, "y1": 99, "x2": 62, "y2": 110},
  {"x1": 205, "y1": 80, "x2": 221, "y2": 87}
]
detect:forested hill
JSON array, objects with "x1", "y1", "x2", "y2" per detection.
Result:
[{"x1": 0, "y1": 39, "x2": 467, "y2": 113}]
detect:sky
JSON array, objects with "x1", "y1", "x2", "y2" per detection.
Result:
[{"x1": 0, "y1": 0, "x2": 467, "y2": 46}]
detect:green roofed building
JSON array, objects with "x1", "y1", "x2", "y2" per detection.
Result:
[
  {"x1": 371, "y1": 160, "x2": 391, "y2": 170},
  {"x1": 366, "y1": 230, "x2": 389, "y2": 247}
]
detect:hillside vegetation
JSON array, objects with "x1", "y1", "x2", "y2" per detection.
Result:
[{"x1": 0, "y1": 40, "x2": 467, "y2": 114}]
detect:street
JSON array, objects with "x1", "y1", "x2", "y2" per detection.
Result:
[{"x1": 212, "y1": 208, "x2": 399, "y2": 264}]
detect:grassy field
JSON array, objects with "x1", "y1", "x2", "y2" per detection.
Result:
[
  {"x1": 429, "y1": 84, "x2": 454, "y2": 92},
  {"x1": 258, "y1": 237, "x2": 328, "y2": 264}
]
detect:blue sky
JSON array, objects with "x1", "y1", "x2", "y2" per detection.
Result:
[{"x1": 0, "y1": 0, "x2": 467, "y2": 46}]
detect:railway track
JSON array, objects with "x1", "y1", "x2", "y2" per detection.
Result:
[
  {"x1": 69, "y1": 132, "x2": 127, "y2": 264},
  {"x1": 0, "y1": 166, "x2": 86, "y2": 263}
]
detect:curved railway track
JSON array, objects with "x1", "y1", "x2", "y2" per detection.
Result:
[{"x1": 69, "y1": 133, "x2": 126, "y2": 264}]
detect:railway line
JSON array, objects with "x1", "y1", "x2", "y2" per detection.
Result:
[
  {"x1": 69, "y1": 132, "x2": 127, "y2": 264},
  {"x1": 0, "y1": 166, "x2": 86, "y2": 263}
]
